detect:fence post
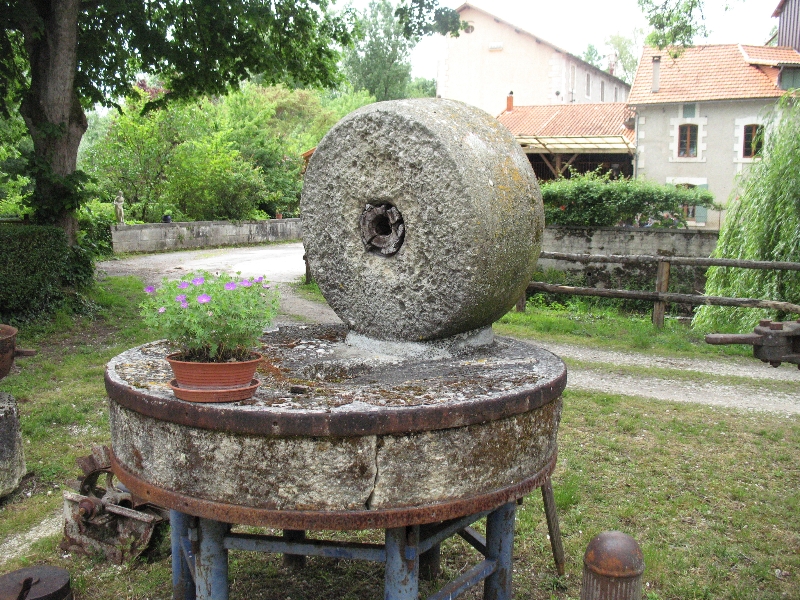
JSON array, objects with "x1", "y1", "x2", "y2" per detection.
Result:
[
  {"x1": 515, "y1": 292, "x2": 526, "y2": 313},
  {"x1": 652, "y1": 260, "x2": 671, "y2": 328}
]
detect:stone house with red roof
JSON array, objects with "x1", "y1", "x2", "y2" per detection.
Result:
[
  {"x1": 437, "y1": 3, "x2": 630, "y2": 117},
  {"x1": 626, "y1": 44, "x2": 800, "y2": 228}
]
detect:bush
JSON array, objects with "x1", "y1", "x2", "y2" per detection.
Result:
[
  {"x1": 0, "y1": 224, "x2": 94, "y2": 322},
  {"x1": 163, "y1": 136, "x2": 267, "y2": 221},
  {"x1": 77, "y1": 200, "x2": 116, "y2": 258},
  {"x1": 541, "y1": 170, "x2": 716, "y2": 227}
]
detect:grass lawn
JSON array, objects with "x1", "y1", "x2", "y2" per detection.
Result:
[{"x1": 0, "y1": 280, "x2": 797, "y2": 599}]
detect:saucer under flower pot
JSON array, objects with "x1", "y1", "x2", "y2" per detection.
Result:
[{"x1": 165, "y1": 352, "x2": 262, "y2": 402}]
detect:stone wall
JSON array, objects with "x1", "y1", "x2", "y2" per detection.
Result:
[
  {"x1": 540, "y1": 226, "x2": 718, "y2": 267},
  {"x1": 538, "y1": 226, "x2": 719, "y2": 297},
  {"x1": 110, "y1": 219, "x2": 301, "y2": 253}
]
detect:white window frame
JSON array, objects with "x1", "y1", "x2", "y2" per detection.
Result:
[
  {"x1": 669, "y1": 104, "x2": 707, "y2": 162},
  {"x1": 585, "y1": 73, "x2": 591, "y2": 98},
  {"x1": 600, "y1": 80, "x2": 605, "y2": 102},
  {"x1": 733, "y1": 116, "x2": 765, "y2": 168}
]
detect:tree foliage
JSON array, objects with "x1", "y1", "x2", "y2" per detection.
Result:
[
  {"x1": 79, "y1": 84, "x2": 375, "y2": 221},
  {"x1": 606, "y1": 33, "x2": 640, "y2": 85},
  {"x1": 344, "y1": 0, "x2": 416, "y2": 102},
  {"x1": 693, "y1": 95, "x2": 800, "y2": 332},
  {"x1": 1, "y1": 0, "x2": 460, "y2": 239},
  {"x1": 541, "y1": 170, "x2": 715, "y2": 228},
  {"x1": 581, "y1": 44, "x2": 604, "y2": 69},
  {"x1": 638, "y1": 0, "x2": 707, "y2": 49}
]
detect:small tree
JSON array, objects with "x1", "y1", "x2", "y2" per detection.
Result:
[
  {"x1": 693, "y1": 95, "x2": 800, "y2": 332},
  {"x1": 344, "y1": 0, "x2": 416, "y2": 101}
]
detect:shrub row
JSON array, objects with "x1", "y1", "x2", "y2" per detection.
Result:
[
  {"x1": 540, "y1": 171, "x2": 716, "y2": 227},
  {"x1": 0, "y1": 224, "x2": 94, "y2": 322}
]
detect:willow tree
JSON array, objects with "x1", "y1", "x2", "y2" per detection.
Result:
[
  {"x1": 693, "y1": 95, "x2": 800, "y2": 332},
  {"x1": 0, "y1": 0, "x2": 459, "y2": 244}
]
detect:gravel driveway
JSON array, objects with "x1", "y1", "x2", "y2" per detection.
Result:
[{"x1": 98, "y1": 243, "x2": 800, "y2": 414}]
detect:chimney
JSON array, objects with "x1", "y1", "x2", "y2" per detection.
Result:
[
  {"x1": 651, "y1": 56, "x2": 661, "y2": 93},
  {"x1": 507, "y1": 91, "x2": 514, "y2": 112}
]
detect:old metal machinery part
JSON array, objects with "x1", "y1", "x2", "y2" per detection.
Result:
[
  {"x1": 581, "y1": 531, "x2": 644, "y2": 600},
  {"x1": 302, "y1": 98, "x2": 544, "y2": 341},
  {"x1": 61, "y1": 445, "x2": 167, "y2": 565},
  {"x1": 0, "y1": 565, "x2": 72, "y2": 600},
  {"x1": 705, "y1": 319, "x2": 800, "y2": 368},
  {"x1": 360, "y1": 203, "x2": 405, "y2": 256}
]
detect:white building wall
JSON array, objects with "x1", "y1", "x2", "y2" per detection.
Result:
[{"x1": 437, "y1": 6, "x2": 629, "y2": 116}]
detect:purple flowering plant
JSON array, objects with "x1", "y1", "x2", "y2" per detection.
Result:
[{"x1": 141, "y1": 271, "x2": 279, "y2": 362}]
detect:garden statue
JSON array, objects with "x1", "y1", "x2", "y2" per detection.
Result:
[{"x1": 114, "y1": 191, "x2": 125, "y2": 225}]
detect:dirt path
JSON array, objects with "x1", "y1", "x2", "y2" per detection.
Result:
[{"x1": 97, "y1": 246, "x2": 800, "y2": 414}]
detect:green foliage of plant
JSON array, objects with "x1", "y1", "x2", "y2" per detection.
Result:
[
  {"x1": 163, "y1": 135, "x2": 268, "y2": 221},
  {"x1": 540, "y1": 169, "x2": 715, "y2": 227},
  {"x1": 0, "y1": 103, "x2": 31, "y2": 218},
  {"x1": 639, "y1": 0, "x2": 707, "y2": 49},
  {"x1": 0, "y1": 224, "x2": 94, "y2": 322},
  {"x1": 406, "y1": 77, "x2": 437, "y2": 98},
  {"x1": 694, "y1": 95, "x2": 800, "y2": 333},
  {"x1": 581, "y1": 43, "x2": 603, "y2": 68},
  {"x1": 76, "y1": 200, "x2": 116, "y2": 258},
  {"x1": 79, "y1": 83, "x2": 375, "y2": 221},
  {"x1": 140, "y1": 272, "x2": 279, "y2": 362},
  {"x1": 343, "y1": 0, "x2": 416, "y2": 101}
]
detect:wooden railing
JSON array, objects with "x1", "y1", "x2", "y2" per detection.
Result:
[{"x1": 523, "y1": 252, "x2": 800, "y2": 327}]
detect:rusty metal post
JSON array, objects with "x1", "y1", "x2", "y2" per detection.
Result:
[
  {"x1": 541, "y1": 478, "x2": 565, "y2": 576},
  {"x1": 385, "y1": 525, "x2": 420, "y2": 600},
  {"x1": 282, "y1": 529, "x2": 307, "y2": 569},
  {"x1": 652, "y1": 259, "x2": 671, "y2": 328},
  {"x1": 580, "y1": 531, "x2": 644, "y2": 600},
  {"x1": 483, "y1": 501, "x2": 516, "y2": 600}
]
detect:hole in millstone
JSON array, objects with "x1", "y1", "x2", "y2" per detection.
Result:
[{"x1": 360, "y1": 203, "x2": 405, "y2": 256}]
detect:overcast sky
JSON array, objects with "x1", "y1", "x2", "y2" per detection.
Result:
[{"x1": 339, "y1": 0, "x2": 783, "y2": 79}]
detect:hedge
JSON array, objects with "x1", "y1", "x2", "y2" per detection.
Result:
[{"x1": 0, "y1": 224, "x2": 94, "y2": 322}]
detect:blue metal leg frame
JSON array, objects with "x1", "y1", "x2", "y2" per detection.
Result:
[{"x1": 170, "y1": 478, "x2": 562, "y2": 600}]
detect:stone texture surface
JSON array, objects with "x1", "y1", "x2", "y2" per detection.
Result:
[
  {"x1": 301, "y1": 98, "x2": 544, "y2": 341},
  {"x1": 109, "y1": 397, "x2": 560, "y2": 512},
  {"x1": 110, "y1": 402, "x2": 378, "y2": 511},
  {"x1": 0, "y1": 393, "x2": 25, "y2": 498},
  {"x1": 369, "y1": 399, "x2": 561, "y2": 509}
]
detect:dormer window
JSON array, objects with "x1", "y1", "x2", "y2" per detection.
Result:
[
  {"x1": 743, "y1": 124, "x2": 764, "y2": 158},
  {"x1": 678, "y1": 124, "x2": 698, "y2": 157}
]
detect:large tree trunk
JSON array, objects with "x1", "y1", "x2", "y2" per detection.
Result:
[{"x1": 18, "y1": 0, "x2": 86, "y2": 245}]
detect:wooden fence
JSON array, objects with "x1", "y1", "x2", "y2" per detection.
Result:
[{"x1": 521, "y1": 252, "x2": 800, "y2": 327}]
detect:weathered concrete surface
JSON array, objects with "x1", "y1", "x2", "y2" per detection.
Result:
[
  {"x1": 302, "y1": 98, "x2": 544, "y2": 341},
  {"x1": 109, "y1": 403, "x2": 378, "y2": 511},
  {"x1": 0, "y1": 393, "x2": 25, "y2": 498},
  {"x1": 370, "y1": 400, "x2": 561, "y2": 509},
  {"x1": 106, "y1": 328, "x2": 564, "y2": 513},
  {"x1": 111, "y1": 218, "x2": 301, "y2": 254}
]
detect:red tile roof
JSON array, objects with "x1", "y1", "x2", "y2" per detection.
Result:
[
  {"x1": 741, "y1": 44, "x2": 800, "y2": 65},
  {"x1": 628, "y1": 45, "x2": 800, "y2": 105},
  {"x1": 497, "y1": 102, "x2": 635, "y2": 142}
]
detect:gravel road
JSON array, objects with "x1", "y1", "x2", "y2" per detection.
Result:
[{"x1": 97, "y1": 243, "x2": 800, "y2": 415}]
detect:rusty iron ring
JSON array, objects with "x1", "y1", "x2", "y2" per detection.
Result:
[
  {"x1": 111, "y1": 450, "x2": 557, "y2": 530},
  {"x1": 105, "y1": 367, "x2": 566, "y2": 437}
]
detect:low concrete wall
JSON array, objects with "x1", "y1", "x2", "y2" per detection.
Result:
[
  {"x1": 540, "y1": 226, "x2": 719, "y2": 269},
  {"x1": 538, "y1": 226, "x2": 719, "y2": 297},
  {"x1": 111, "y1": 219, "x2": 301, "y2": 253}
]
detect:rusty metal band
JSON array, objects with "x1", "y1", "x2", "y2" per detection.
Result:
[
  {"x1": 111, "y1": 450, "x2": 557, "y2": 530},
  {"x1": 105, "y1": 369, "x2": 565, "y2": 437}
]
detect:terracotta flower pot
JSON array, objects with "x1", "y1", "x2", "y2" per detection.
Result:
[{"x1": 165, "y1": 352, "x2": 262, "y2": 402}]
